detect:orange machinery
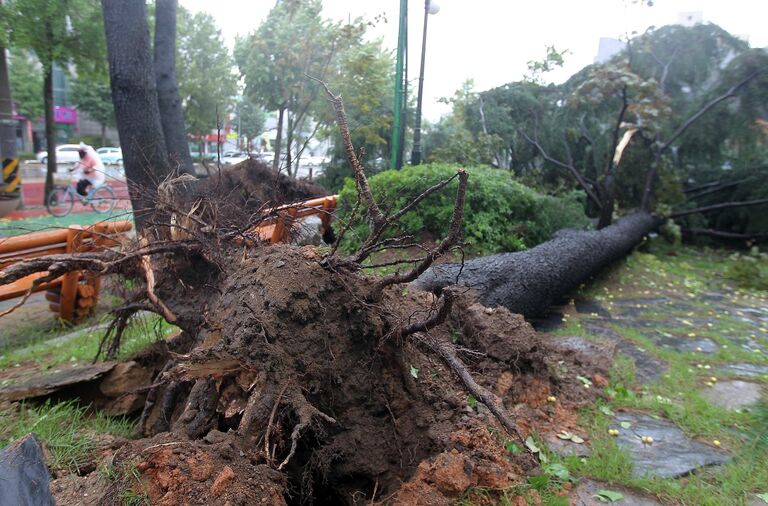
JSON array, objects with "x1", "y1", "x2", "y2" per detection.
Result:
[
  {"x1": 251, "y1": 195, "x2": 337, "y2": 244},
  {"x1": 0, "y1": 220, "x2": 133, "y2": 322}
]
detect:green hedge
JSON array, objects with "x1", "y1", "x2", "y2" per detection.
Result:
[{"x1": 337, "y1": 163, "x2": 588, "y2": 255}]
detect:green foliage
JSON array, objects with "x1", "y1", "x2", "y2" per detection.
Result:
[
  {"x1": 422, "y1": 80, "x2": 504, "y2": 169},
  {"x1": 6, "y1": 0, "x2": 105, "y2": 72},
  {"x1": 316, "y1": 39, "x2": 394, "y2": 191},
  {"x1": 235, "y1": 97, "x2": 265, "y2": 144},
  {"x1": 0, "y1": 400, "x2": 135, "y2": 472},
  {"x1": 725, "y1": 248, "x2": 768, "y2": 291},
  {"x1": 336, "y1": 163, "x2": 588, "y2": 255},
  {"x1": 8, "y1": 49, "x2": 43, "y2": 119},
  {"x1": 71, "y1": 76, "x2": 115, "y2": 130},
  {"x1": 177, "y1": 7, "x2": 237, "y2": 137},
  {"x1": 526, "y1": 45, "x2": 569, "y2": 84},
  {"x1": 234, "y1": 0, "x2": 369, "y2": 174}
]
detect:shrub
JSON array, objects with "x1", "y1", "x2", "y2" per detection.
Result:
[
  {"x1": 336, "y1": 163, "x2": 588, "y2": 255},
  {"x1": 726, "y1": 247, "x2": 768, "y2": 291}
]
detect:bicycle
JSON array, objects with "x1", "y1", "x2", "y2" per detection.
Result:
[{"x1": 46, "y1": 182, "x2": 117, "y2": 217}]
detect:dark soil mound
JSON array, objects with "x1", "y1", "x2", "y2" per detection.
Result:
[
  {"x1": 199, "y1": 158, "x2": 328, "y2": 212},
  {"x1": 115, "y1": 245, "x2": 607, "y2": 505}
]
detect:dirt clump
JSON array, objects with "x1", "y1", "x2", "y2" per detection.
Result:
[
  {"x1": 103, "y1": 243, "x2": 606, "y2": 504},
  {"x1": 197, "y1": 158, "x2": 328, "y2": 213}
]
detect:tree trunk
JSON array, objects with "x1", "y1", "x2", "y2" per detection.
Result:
[
  {"x1": 0, "y1": 42, "x2": 17, "y2": 161},
  {"x1": 286, "y1": 112, "x2": 293, "y2": 177},
  {"x1": 102, "y1": 0, "x2": 172, "y2": 232},
  {"x1": 154, "y1": 0, "x2": 194, "y2": 176},
  {"x1": 43, "y1": 64, "x2": 55, "y2": 200},
  {"x1": 100, "y1": 123, "x2": 106, "y2": 147},
  {"x1": 272, "y1": 105, "x2": 284, "y2": 173},
  {"x1": 596, "y1": 175, "x2": 615, "y2": 229},
  {"x1": 414, "y1": 212, "x2": 659, "y2": 318}
]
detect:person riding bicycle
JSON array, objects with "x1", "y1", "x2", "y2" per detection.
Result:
[{"x1": 70, "y1": 145, "x2": 106, "y2": 196}]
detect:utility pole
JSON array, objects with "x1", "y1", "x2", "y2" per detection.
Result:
[{"x1": 390, "y1": 0, "x2": 407, "y2": 170}]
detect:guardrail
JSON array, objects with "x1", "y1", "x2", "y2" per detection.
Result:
[{"x1": 0, "y1": 220, "x2": 133, "y2": 322}]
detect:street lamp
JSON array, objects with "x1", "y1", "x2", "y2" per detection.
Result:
[{"x1": 410, "y1": 0, "x2": 439, "y2": 166}]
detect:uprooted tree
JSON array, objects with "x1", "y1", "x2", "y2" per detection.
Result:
[{"x1": 0, "y1": 87, "x2": 615, "y2": 503}]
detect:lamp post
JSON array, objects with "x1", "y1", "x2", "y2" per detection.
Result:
[{"x1": 410, "y1": 0, "x2": 439, "y2": 166}]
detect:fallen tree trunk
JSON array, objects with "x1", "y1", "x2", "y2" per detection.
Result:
[{"x1": 414, "y1": 212, "x2": 659, "y2": 318}]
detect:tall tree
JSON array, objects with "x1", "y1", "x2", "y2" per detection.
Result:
[
  {"x1": 71, "y1": 76, "x2": 114, "y2": 146},
  {"x1": 0, "y1": 13, "x2": 18, "y2": 168},
  {"x1": 7, "y1": 49, "x2": 43, "y2": 121},
  {"x1": 234, "y1": 0, "x2": 361, "y2": 175},
  {"x1": 155, "y1": 0, "x2": 193, "y2": 174},
  {"x1": 176, "y1": 6, "x2": 236, "y2": 157},
  {"x1": 5, "y1": 0, "x2": 104, "y2": 198},
  {"x1": 101, "y1": 0, "x2": 171, "y2": 232},
  {"x1": 234, "y1": 97, "x2": 265, "y2": 152}
]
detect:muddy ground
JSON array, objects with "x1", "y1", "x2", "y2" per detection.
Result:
[{"x1": 31, "y1": 242, "x2": 611, "y2": 506}]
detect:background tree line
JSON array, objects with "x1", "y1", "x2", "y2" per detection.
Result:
[{"x1": 423, "y1": 25, "x2": 767, "y2": 238}]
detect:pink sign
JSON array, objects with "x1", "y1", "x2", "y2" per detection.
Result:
[{"x1": 53, "y1": 106, "x2": 78, "y2": 124}]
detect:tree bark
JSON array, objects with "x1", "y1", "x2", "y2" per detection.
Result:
[
  {"x1": 102, "y1": 0, "x2": 172, "y2": 232},
  {"x1": 0, "y1": 42, "x2": 17, "y2": 161},
  {"x1": 272, "y1": 105, "x2": 285, "y2": 173},
  {"x1": 286, "y1": 111, "x2": 293, "y2": 176},
  {"x1": 43, "y1": 63, "x2": 55, "y2": 200},
  {"x1": 154, "y1": 0, "x2": 194, "y2": 176},
  {"x1": 413, "y1": 212, "x2": 659, "y2": 318}
]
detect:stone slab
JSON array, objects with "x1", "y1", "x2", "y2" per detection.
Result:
[
  {"x1": 700, "y1": 380, "x2": 763, "y2": 411},
  {"x1": 611, "y1": 412, "x2": 730, "y2": 479},
  {"x1": 575, "y1": 298, "x2": 612, "y2": 319},
  {"x1": 544, "y1": 432, "x2": 591, "y2": 458},
  {"x1": 583, "y1": 322, "x2": 667, "y2": 383},
  {"x1": 716, "y1": 363, "x2": 768, "y2": 378},
  {"x1": 655, "y1": 336, "x2": 719, "y2": 354},
  {"x1": 570, "y1": 479, "x2": 662, "y2": 506}
]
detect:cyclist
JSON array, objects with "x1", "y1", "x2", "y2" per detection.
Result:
[{"x1": 70, "y1": 145, "x2": 106, "y2": 196}]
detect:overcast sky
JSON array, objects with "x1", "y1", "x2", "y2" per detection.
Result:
[{"x1": 179, "y1": 0, "x2": 768, "y2": 121}]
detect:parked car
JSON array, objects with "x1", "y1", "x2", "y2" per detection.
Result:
[
  {"x1": 35, "y1": 144, "x2": 82, "y2": 164},
  {"x1": 221, "y1": 152, "x2": 250, "y2": 166},
  {"x1": 97, "y1": 146, "x2": 123, "y2": 165}
]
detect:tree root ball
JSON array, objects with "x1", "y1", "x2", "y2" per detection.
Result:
[{"x1": 113, "y1": 245, "x2": 607, "y2": 504}]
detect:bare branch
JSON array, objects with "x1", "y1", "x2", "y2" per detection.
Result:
[
  {"x1": 682, "y1": 228, "x2": 768, "y2": 240},
  {"x1": 415, "y1": 333, "x2": 525, "y2": 444},
  {"x1": 312, "y1": 77, "x2": 385, "y2": 226},
  {"x1": 0, "y1": 241, "x2": 201, "y2": 289},
  {"x1": 641, "y1": 68, "x2": 765, "y2": 210},
  {"x1": 399, "y1": 289, "x2": 455, "y2": 339},
  {"x1": 520, "y1": 130, "x2": 603, "y2": 208},
  {"x1": 372, "y1": 170, "x2": 468, "y2": 292},
  {"x1": 670, "y1": 198, "x2": 768, "y2": 218}
]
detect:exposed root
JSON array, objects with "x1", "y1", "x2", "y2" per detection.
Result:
[
  {"x1": 416, "y1": 333, "x2": 526, "y2": 446},
  {"x1": 277, "y1": 387, "x2": 337, "y2": 471}
]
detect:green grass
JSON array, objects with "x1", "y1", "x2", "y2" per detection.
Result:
[
  {"x1": 545, "y1": 242, "x2": 768, "y2": 505},
  {"x1": 0, "y1": 400, "x2": 136, "y2": 472},
  {"x1": 0, "y1": 209, "x2": 134, "y2": 237},
  {"x1": 0, "y1": 312, "x2": 177, "y2": 371}
]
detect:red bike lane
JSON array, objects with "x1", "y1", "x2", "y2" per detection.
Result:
[{"x1": 5, "y1": 178, "x2": 132, "y2": 219}]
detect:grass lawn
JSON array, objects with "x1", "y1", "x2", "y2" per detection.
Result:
[
  {"x1": 0, "y1": 209, "x2": 134, "y2": 237},
  {"x1": 461, "y1": 242, "x2": 768, "y2": 505}
]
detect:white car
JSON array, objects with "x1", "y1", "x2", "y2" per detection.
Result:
[
  {"x1": 221, "y1": 152, "x2": 250, "y2": 166},
  {"x1": 36, "y1": 144, "x2": 82, "y2": 164},
  {"x1": 97, "y1": 147, "x2": 123, "y2": 165}
]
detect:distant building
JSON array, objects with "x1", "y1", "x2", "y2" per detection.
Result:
[
  {"x1": 594, "y1": 37, "x2": 626, "y2": 64},
  {"x1": 677, "y1": 11, "x2": 703, "y2": 27}
]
